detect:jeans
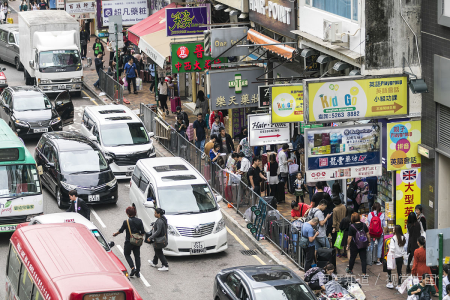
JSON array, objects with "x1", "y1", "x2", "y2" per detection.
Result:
[
  {"x1": 307, "y1": 186, "x2": 315, "y2": 201},
  {"x1": 387, "y1": 257, "x2": 403, "y2": 285},
  {"x1": 368, "y1": 236, "x2": 384, "y2": 260},
  {"x1": 315, "y1": 236, "x2": 330, "y2": 250},
  {"x1": 152, "y1": 247, "x2": 168, "y2": 267},
  {"x1": 94, "y1": 70, "x2": 100, "y2": 87},
  {"x1": 124, "y1": 242, "x2": 141, "y2": 272},
  {"x1": 304, "y1": 245, "x2": 316, "y2": 271},
  {"x1": 349, "y1": 244, "x2": 367, "y2": 274},
  {"x1": 127, "y1": 76, "x2": 137, "y2": 93},
  {"x1": 195, "y1": 139, "x2": 205, "y2": 153},
  {"x1": 81, "y1": 44, "x2": 87, "y2": 57}
]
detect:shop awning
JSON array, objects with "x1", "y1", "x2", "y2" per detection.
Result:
[{"x1": 247, "y1": 29, "x2": 296, "y2": 60}]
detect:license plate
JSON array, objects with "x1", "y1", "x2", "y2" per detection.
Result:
[
  {"x1": 34, "y1": 128, "x2": 48, "y2": 133},
  {"x1": 0, "y1": 225, "x2": 16, "y2": 232},
  {"x1": 88, "y1": 194, "x2": 100, "y2": 202},
  {"x1": 190, "y1": 242, "x2": 206, "y2": 254}
]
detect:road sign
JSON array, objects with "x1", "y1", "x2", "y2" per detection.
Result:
[
  {"x1": 108, "y1": 15, "x2": 123, "y2": 33},
  {"x1": 248, "y1": 114, "x2": 289, "y2": 147},
  {"x1": 110, "y1": 33, "x2": 123, "y2": 42},
  {"x1": 111, "y1": 41, "x2": 124, "y2": 49}
]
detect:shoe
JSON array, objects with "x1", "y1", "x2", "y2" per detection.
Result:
[
  {"x1": 148, "y1": 260, "x2": 157, "y2": 268},
  {"x1": 386, "y1": 282, "x2": 394, "y2": 289},
  {"x1": 135, "y1": 272, "x2": 140, "y2": 278},
  {"x1": 129, "y1": 269, "x2": 136, "y2": 277},
  {"x1": 165, "y1": 110, "x2": 169, "y2": 116},
  {"x1": 134, "y1": 91, "x2": 138, "y2": 94},
  {"x1": 158, "y1": 266, "x2": 169, "y2": 271},
  {"x1": 345, "y1": 267, "x2": 353, "y2": 274},
  {"x1": 376, "y1": 261, "x2": 383, "y2": 266}
]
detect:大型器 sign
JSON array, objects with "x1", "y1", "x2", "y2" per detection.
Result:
[
  {"x1": 211, "y1": 27, "x2": 249, "y2": 57},
  {"x1": 171, "y1": 42, "x2": 225, "y2": 73},
  {"x1": 166, "y1": 7, "x2": 208, "y2": 37},
  {"x1": 303, "y1": 75, "x2": 409, "y2": 124},
  {"x1": 249, "y1": 0, "x2": 296, "y2": 38},
  {"x1": 271, "y1": 84, "x2": 304, "y2": 123},
  {"x1": 387, "y1": 120, "x2": 421, "y2": 171},
  {"x1": 248, "y1": 114, "x2": 289, "y2": 147},
  {"x1": 209, "y1": 68, "x2": 265, "y2": 111},
  {"x1": 305, "y1": 124, "x2": 382, "y2": 182},
  {"x1": 396, "y1": 169, "x2": 421, "y2": 233},
  {"x1": 101, "y1": 0, "x2": 147, "y2": 26}
]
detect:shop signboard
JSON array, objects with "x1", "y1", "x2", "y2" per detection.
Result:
[
  {"x1": 166, "y1": 7, "x2": 208, "y2": 37},
  {"x1": 211, "y1": 27, "x2": 249, "y2": 57},
  {"x1": 258, "y1": 85, "x2": 270, "y2": 108},
  {"x1": 304, "y1": 124, "x2": 382, "y2": 182},
  {"x1": 303, "y1": 75, "x2": 409, "y2": 124},
  {"x1": 396, "y1": 169, "x2": 421, "y2": 234},
  {"x1": 387, "y1": 120, "x2": 421, "y2": 171},
  {"x1": 66, "y1": 1, "x2": 96, "y2": 20},
  {"x1": 171, "y1": 42, "x2": 225, "y2": 73},
  {"x1": 248, "y1": 114, "x2": 289, "y2": 146},
  {"x1": 249, "y1": 0, "x2": 296, "y2": 39},
  {"x1": 299, "y1": 123, "x2": 323, "y2": 134},
  {"x1": 101, "y1": 0, "x2": 148, "y2": 26},
  {"x1": 209, "y1": 68, "x2": 264, "y2": 111},
  {"x1": 271, "y1": 84, "x2": 303, "y2": 123},
  {"x1": 232, "y1": 108, "x2": 246, "y2": 138}
]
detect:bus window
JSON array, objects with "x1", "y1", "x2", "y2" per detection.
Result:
[
  {"x1": 18, "y1": 268, "x2": 34, "y2": 300},
  {"x1": 7, "y1": 245, "x2": 22, "y2": 294}
]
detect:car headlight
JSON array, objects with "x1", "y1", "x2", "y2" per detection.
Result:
[
  {"x1": 39, "y1": 79, "x2": 49, "y2": 84},
  {"x1": 214, "y1": 218, "x2": 226, "y2": 234},
  {"x1": 105, "y1": 178, "x2": 117, "y2": 187},
  {"x1": 73, "y1": 77, "x2": 83, "y2": 82},
  {"x1": 147, "y1": 147, "x2": 155, "y2": 156},
  {"x1": 14, "y1": 119, "x2": 29, "y2": 127},
  {"x1": 50, "y1": 117, "x2": 61, "y2": 125},
  {"x1": 167, "y1": 224, "x2": 179, "y2": 236},
  {"x1": 60, "y1": 181, "x2": 77, "y2": 191},
  {"x1": 0, "y1": 80, "x2": 6, "y2": 84}
]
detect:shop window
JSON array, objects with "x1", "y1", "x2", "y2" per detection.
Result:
[
  {"x1": 438, "y1": 0, "x2": 450, "y2": 27},
  {"x1": 306, "y1": 0, "x2": 358, "y2": 21}
]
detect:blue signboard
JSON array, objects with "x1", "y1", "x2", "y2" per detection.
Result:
[{"x1": 166, "y1": 7, "x2": 208, "y2": 37}]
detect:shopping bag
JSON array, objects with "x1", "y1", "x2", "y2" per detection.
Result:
[
  {"x1": 229, "y1": 173, "x2": 241, "y2": 184},
  {"x1": 123, "y1": 77, "x2": 128, "y2": 87},
  {"x1": 348, "y1": 283, "x2": 366, "y2": 300},
  {"x1": 334, "y1": 230, "x2": 344, "y2": 249},
  {"x1": 399, "y1": 276, "x2": 420, "y2": 294},
  {"x1": 407, "y1": 295, "x2": 419, "y2": 300},
  {"x1": 289, "y1": 163, "x2": 299, "y2": 174},
  {"x1": 387, "y1": 253, "x2": 395, "y2": 270}
]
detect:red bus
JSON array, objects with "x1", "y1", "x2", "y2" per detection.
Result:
[{"x1": 6, "y1": 223, "x2": 143, "y2": 300}]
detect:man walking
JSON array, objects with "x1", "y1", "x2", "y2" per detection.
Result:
[
  {"x1": 124, "y1": 57, "x2": 138, "y2": 94},
  {"x1": 174, "y1": 114, "x2": 187, "y2": 138},
  {"x1": 237, "y1": 153, "x2": 251, "y2": 186},
  {"x1": 248, "y1": 156, "x2": 266, "y2": 196},
  {"x1": 93, "y1": 53, "x2": 104, "y2": 88},
  {"x1": 176, "y1": 106, "x2": 189, "y2": 127},
  {"x1": 193, "y1": 113, "x2": 207, "y2": 153},
  {"x1": 277, "y1": 143, "x2": 293, "y2": 191},
  {"x1": 38, "y1": 0, "x2": 47, "y2": 9},
  {"x1": 302, "y1": 217, "x2": 320, "y2": 271},
  {"x1": 80, "y1": 28, "x2": 89, "y2": 59},
  {"x1": 218, "y1": 127, "x2": 234, "y2": 158},
  {"x1": 66, "y1": 190, "x2": 90, "y2": 220}
]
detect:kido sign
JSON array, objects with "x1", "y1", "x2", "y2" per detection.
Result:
[{"x1": 270, "y1": 84, "x2": 304, "y2": 123}]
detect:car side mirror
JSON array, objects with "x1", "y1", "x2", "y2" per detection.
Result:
[
  {"x1": 29, "y1": 60, "x2": 34, "y2": 69},
  {"x1": 108, "y1": 241, "x2": 115, "y2": 248},
  {"x1": 106, "y1": 156, "x2": 113, "y2": 164},
  {"x1": 144, "y1": 201, "x2": 155, "y2": 208},
  {"x1": 45, "y1": 162, "x2": 55, "y2": 169},
  {"x1": 148, "y1": 131, "x2": 154, "y2": 138}
]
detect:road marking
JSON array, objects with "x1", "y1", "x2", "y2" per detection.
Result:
[
  {"x1": 226, "y1": 227, "x2": 266, "y2": 265},
  {"x1": 82, "y1": 90, "x2": 98, "y2": 106},
  {"x1": 116, "y1": 245, "x2": 151, "y2": 287},
  {"x1": 90, "y1": 208, "x2": 106, "y2": 228}
]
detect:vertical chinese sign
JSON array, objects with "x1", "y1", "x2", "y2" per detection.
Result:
[
  {"x1": 387, "y1": 120, "x2": 421, "y2": 171},
  {"x1": 396, "y1": 169, "x2": 421, "y2": 233},
  {"x1": 170, "y1": 42, "x2": 225, "y2": 73}
]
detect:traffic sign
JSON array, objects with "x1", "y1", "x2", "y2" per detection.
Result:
[
  {"x1": 111, "y1": 41, "x2": 124, "y2": 49},
  {"x1": 248, "y1": 114, "x2": 289, "y2": 147},
  {"x1": 110, "y1": 33, "x2": 123, "y2": 42},
  {"x1": 108, "y1": 15, "x2": 123, "y2": 33}
]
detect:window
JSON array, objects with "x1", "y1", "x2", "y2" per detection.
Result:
[
  {"x1": 307, "y1": 0, "x2": 358, "y2": 21},
  {"x1": 7, "y1": 244, "x2": 22, "y2": 293},
  {"x1": 131, "y1": 166, "x2": 141, "y2": 186},
  {"x1": 32, "y1": 289, "x2": 45, "y2": 300},
  {"x1": 18, "y1": 268, "x2": 34, "y2": 300},
  {"x1": 147, "y1": 184, "x2": 156, "y2": 201},
  {"x1": 0, "y1": 30, "x2": 7, "y2": 42},
  {"x1": 92, "y1": 125, "x2": 99, "y2": 141},
  {"x1": 82, "y1": 111, "x2": 93, "y2": 130},
  {"x1": 225, "y1": 273, "x2": 241, "y2": 297},
  {"x1": 438, "y1": 0, "x2": 450, "y2": 27},
  {"x1": 8, "y1": 33, "x2": 15, "y2": 44},
  {"x1": 139, "y1": 174, "x2": 149, "y2": 193}
]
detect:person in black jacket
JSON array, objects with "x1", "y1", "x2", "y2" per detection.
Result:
[
  {"x1": 93, "y1": 53, "x2": 104, "y2": 88},
  {"x1": 218, "y1": 127, "x2": 235, "y2": 155},
  {"x1": 113, "y1": 206, "x2": 145, "y2": 278},
  {"x1": 80, "y1": 28, "x2": 89, "y2": 59},
  {"x1": 147, "y1": 208, "x2": 169, "y2": 271},
  {"x1": 66, "y1": 190, "x2": 90, "y2": 220}
]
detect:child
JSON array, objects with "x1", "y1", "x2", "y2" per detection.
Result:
[
  {"x1": 294, "y1": 172, "x2": 307, "y2": 203},
  {"x1": 444, "y1": 284, "x2": 450, "y2": 300}
]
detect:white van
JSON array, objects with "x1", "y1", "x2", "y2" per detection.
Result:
[
  {"x1": 80, "y1": 105, "x2": 156, "y2": 179},
  {"x1": 129, "y1": 157, "x2": 227, "y2": 256}
]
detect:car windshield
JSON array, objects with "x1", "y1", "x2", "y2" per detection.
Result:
[
  {"x1": 59, "y1": 150, "x2": 108, "y2": 174},
  {"x1": 254, "y1": 284, "x2": 315, "y2": 300},
  {"x1": 14, "y1": 94, "x2": 52, "y2": 111},
  {"x1": 0, "y1": 164, "x2": 41, "y2": 198},
  {"x1": 158, "y1": 184, "x2": 217, "y2": 214},
  {"x1": 100, "y1": 122, "x2": 149, "y2": 147},
  {"x1": 39, "y1": 50, "x2": 82, "y2": 72},
  {"x1": 91, "y1": 229, "x2": 110, "y2": 251}
]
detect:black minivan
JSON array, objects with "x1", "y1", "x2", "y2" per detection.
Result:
[{"x1": 35, "y1": 131, "x2": 118, "y2": 208}]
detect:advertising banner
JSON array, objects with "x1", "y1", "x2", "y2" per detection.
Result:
[
  {"x1": 209, "y1": 68, "x2": 264, "y2": 110},
  {"x1": 249, "y1": 0, "x2": 296, "y2": 38},
  {"x1": 211, "y1": 27, "x2": 249, "y2": 57},
  {"x1": 171, "y1": 42, "x2": 225, "y2": 73},
  {"x1": 66, "y1": 1, "x2": 96, "y2": 19},
  {"x1": 305, "y1": 124, "x2": 382, "y2": 182},
  {"x1": 303, "y1": 75, "x2": 409, "y2": 124},
  {"x1": 387, "y1": 120, "x2": 421, "y2": 171},
  {"x1": 101, "y1": 0, "x2": 148, "y2": 26},
  {"x1": 396, "y1": 169, "x2": 421, "y2": 233},
  {"x1": 166, "y1": 7, "x2": 208, "y2": 37},
  {"x1": 258, "y1": 86, "x2": 270, "y2": 108},
  {"x1": 248, "y1": 114, "x2": 289, "y2": 146},
  {"x1": 271, "y1": 84, "x2": 304, "y2": 123}
]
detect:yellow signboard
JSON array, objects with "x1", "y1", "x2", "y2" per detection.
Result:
[
  {"x1": 271, "y1": 85, "x2": 304, "y2": 123},
  {"x1": 305, "y1": 76, "x2": 408, "y2": 123},
  {"x1": 387, "y1": 121, "x2": 421, "y2": 171},
  {"x1": 396, "y1": 168, "x2": 421, "y2": 234}
]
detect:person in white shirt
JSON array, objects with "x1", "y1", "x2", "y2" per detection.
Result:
[
  {"x1": 386, "y1": 225, "x2": 407, "y2": 289},
  {"x1": 444, "y1": 284, "x2": 450, "y2": 300},
  {"x1": 237, "y1": 153, "x2": 251, "y2": 186},
  {"x1": 277, "y1": 143, "x2": 293, "y2": 193},
  {"x1": 157, "y1": 78, "x2": 169, "y2": 115},
  {"x1": 443, "y1": 265, "x2": 450, "y2": 298}
]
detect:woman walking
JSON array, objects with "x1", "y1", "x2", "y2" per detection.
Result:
[
  {"x1": 339, "y1": 207, "x2": 354, "y2": 258},
  {"x1": 157, "y1": 78, "x2": 169, "y2": 115},
  {"x1": 331, "y1": 182, "x2": 344, "y2": 204},
  {"x1": 332, "y1": 193, "x2": 346, "y2": 256},
  {"x1": 368, "y1": 202, "x2": 385, "y2": 265},
  {"x1": 411, "y1": 237, "x2": 436, "y2": 289},
  {"x1": 147, "y1": 208, "x2": 169, "y2": 271},
  {"x1": 386, "y1": 225, "x2": 407, "y2": 289},
  {"x1": 113, "y1": 206, "x2": 145, "y2": 278},
  {"x1": 346, "y1": 212, "x2": 371, "y2": 276},
  {"x1": 195, "y1": 90, "x2": 209, "y2": 121},
  {"x1": 266, "y1": 153, "x2": 279, "y2": 198},
  {"x1": 406, "y1": 212, "x2": 422, "y2": 274}
]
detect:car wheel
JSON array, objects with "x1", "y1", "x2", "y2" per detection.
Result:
[
  {"x1": 15, "y1": 58, "x2": 23, "y2": 71},
  {"x1": 56, "y1": 188, "x2": 64, "y2": 209}
]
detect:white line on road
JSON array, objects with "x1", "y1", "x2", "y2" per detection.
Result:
[
  {"x1": 90, "y1": 208, "x2": 106, "y2": 228},
  {"x1": 116, "y1": 245, "x2": 151, "y2": 287}
]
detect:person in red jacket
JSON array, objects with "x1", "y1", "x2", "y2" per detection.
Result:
[{"x1": 209, "y1": 111, "x2": 224, "y2": 129}]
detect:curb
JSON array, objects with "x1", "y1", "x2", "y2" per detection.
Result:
[
  {"x1": 82, "y1": 82, "x2": 109, "y2": 106},
  {"x1": 220, "y1": 206, "x2": 284, "y2": 266}
]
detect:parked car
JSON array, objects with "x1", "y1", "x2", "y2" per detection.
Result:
[
  {"x1": 0, "y1": 86, "x2": 73, "y2": 137},
  {"x1": 0, "y1": 24, "x2": 21, "y2": 71},
  {"x1": 35, "y1": 131, "x2": 118, "y2": 208},
  {"x1": 0, "y1": 67, "x2": 7, "y2": 92},
  {"x1": 214, "y1": 265, "x2": 317, "y2": 300}
]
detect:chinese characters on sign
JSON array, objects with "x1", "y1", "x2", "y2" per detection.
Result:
[
  {"x1": 387, "y1": 121, "x2": 421, "y2": 171},
  {"x1": 396, "y1": 169, "x2": 421, "y2": 233},
  {"x1": 166, "y1": 7, "x2": 208, "y2": 37},
  {"x1": 101, "y1": 0, "x2": 148, "y2": 26},
  {"x1": 66, "y1": 1, "x2": 96, "y2": 19},
  {"x1": 170, "y1": 42, "x2": 225, "y2": 73},
  {"x1": 271, "y1": 84, "x2": 304, "y2": 123}
]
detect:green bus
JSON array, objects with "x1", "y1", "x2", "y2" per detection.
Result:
[{"x1": 0, "y1": 119, "x2": 43, "y2": 232}]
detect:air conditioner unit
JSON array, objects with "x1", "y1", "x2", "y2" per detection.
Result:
[
  {"x1": 323, "y1": 20, "x2": 332, "y2": 42},
  {"x1": 323, "y1": 20, "x2": 342, "y2": 43}
]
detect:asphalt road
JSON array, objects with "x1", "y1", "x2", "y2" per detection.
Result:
[{"x1": 0, "y1": 59, "x2": 272, "y2": 300}]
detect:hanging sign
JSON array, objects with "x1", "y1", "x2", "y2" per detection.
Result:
[
  {"x1": 171, "y1": 42, "x2": 225, "y2": 73},
  {"x1": 387, "y1": 120, "x2": 421, "y2": 171},
  {"x1": 396, "y1": 169, "x2": 421, "y2": 234},
  {"x1": 271, "y1": 84, "x2": 304, "y2": 123},
  {"x1": 166, "y1": 7, "x2": 208, "y2": 37},
  {"x1": 248, "y1": 114, "x2": 289, "y2": 146},
  {"x1": 249, "y1": 0, "x2": 296, "y2": 38},
  {"x1": 258, "y1": 86, "x2": 270, "y2": 108}
]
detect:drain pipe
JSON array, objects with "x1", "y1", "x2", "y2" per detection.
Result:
[{"x1": 399, "y1": 0, "x2": 421, "y2": 77}]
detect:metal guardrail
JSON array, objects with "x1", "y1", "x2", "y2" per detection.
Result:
[
  {"x1": 99, "y1": 69, "x2": 123, "y2": 104},
  {"x1": 140, "y1": 103, "x2": 305, "y2": 270}
]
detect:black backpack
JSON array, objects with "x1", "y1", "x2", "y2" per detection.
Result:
[{"x1": 347, "y1": 179, "x2": 362, "y2": 201}]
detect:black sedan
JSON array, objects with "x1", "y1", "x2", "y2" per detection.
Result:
[
  {"x1": 35, "y1": 131, "x2": 118, "y2": 208},
  {"x1": 214, "y1": 265, "x2": 316, "y2": 300}
]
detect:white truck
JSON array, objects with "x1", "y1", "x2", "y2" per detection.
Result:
[{"x1": 19, "y1": 11, "x2": 83, "y2": 95}]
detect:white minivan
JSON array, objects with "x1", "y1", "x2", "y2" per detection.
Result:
[
  {"x1": 80, "y1": 105, "x2": 156, "y2": 179},
  {"x1": 129, "y1": 157, "x2": 228, "y2": 256}
]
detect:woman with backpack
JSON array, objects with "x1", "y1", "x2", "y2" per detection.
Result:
[
  {"x1": 406, "y1": 212, "x2": 422, "y2": 274},
  {"x1": 346, "y1": 212, "x2": 371, "y2": 275},
  {"x1": 339, "y1": 207, "x2": 354, "y2": 258},
  {"x1": 368, "y1": 202, "x2": 385, "y2": 265},
  {"x1": 386, "y1": 225, "x2": 407, "y2": 289},
  {"x1": 147, "y1": 208, "x2": 169, "y2": 271}
]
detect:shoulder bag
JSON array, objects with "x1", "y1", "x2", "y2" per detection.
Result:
[
  {"x1": 299, "y1": 225, "x2": 310, "y2": 249},
  {"x1": 154, "y1": 220, "x2": 168, "y2": 249},
  {"x1": 127, "y1": 219, "x2": 144, "y2": 247}
]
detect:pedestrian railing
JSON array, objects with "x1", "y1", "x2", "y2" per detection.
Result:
[
  {"x1": 99, "y1": 69, "x2": 123, "y2": 104},
  {"x1": 140, "y1": 103, "x2": 305, "y2": 270}
]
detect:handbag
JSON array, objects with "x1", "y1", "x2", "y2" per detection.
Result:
[
  {"x1": 127, "y1": 219, "x2": 144, "y2": 247},
  {"x1": 299, "y1": 226, "x2": 310, "y2": 249},
  {"x1": 334, "y1": 230, "x2": 344, "y2": 249},
  {"x1": 387, "y1": 252, "x2": 395, "y2": 270},
  {"x1": 154, "y1": 221, "x2": 168, "y2": 249}
]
